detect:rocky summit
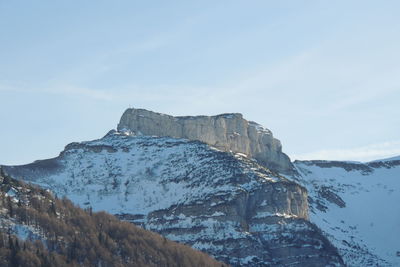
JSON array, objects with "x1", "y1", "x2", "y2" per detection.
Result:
[
  {"x1": 118, "y1": 108, "x2": 294, "y2": 174},
  {"x1": 2, "y1": 108, "x2": 345, "y2": 266}
]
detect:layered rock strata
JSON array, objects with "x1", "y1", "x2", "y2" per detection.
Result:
[
  {"x1": 117, "y1": 108, "x2": 293, "y2": 173},
  {"x1": 3, "y1": 132, "x2": 343, "y2": 266}
]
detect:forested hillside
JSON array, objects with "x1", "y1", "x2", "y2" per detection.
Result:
[{"x1": 0, "y1": 168, "x2": 226, "y2": 267}]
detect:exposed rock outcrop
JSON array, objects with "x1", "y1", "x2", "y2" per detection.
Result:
[
  {"x1": 3, "y1": 133, "x2": 344, "y2": 266},
  {"x1": 117, "y1": 108, "x2": 294, "y2": 174}
]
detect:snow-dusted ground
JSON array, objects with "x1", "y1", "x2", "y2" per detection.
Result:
[
  {"x1": 294, "y1": 159, "x2": 400, "y2": 266},
  {"x1": 17, "y1": 132, "x2": 280, "y2": 216},
  {"x1": 0, "y1": 189, "x2": 44, "y2": 243},
  {"x1": 4, "y1": 131, "x2": 344, "y2": 266}
]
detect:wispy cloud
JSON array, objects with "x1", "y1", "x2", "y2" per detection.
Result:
[
  {"x1": 292, "y1": 141, "x2": 400, "y2": 162},
  {"x1": 0, "y1": 82, "x2": 114, "y2": 101},
  {"x1": 212, "y1": 36, "x2": 400, "y2": 118},
  {"x1": 47, "y1": 85, "x2": 114, "y2": 101}
]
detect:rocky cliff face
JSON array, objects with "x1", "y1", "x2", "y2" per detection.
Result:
[
  {"x1": 117, "y1": 108, "x2": 293, "y2": 174},
  {"x1": 3, "y1": 132, "x2": 343, "y2": 266}
]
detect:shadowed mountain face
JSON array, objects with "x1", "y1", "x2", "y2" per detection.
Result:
[
  {"x1": 118, "y1": 108, "x2": 294, "y2": 174},
  {"x1": 3, "y1": 131, "x2": 344, "y2": 266},
  {"x1": 293, "y1": 158, "x2": 400, "y2": 266},
  {"x1": 0, "y1": 168, "x2": 226, "y2": 267}
]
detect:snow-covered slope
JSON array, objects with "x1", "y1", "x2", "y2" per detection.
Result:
[
  {"x1": 294, "y1": 158, "x2": 400, "y2": 266},
  {"x1": 3, "y1": 131, "x2": 344, "y2": 266},
  {"x1": 0, "y1": 168, "x2": 227, "y2": 267}
]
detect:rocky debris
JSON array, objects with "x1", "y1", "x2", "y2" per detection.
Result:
[
  {"x1": 117, "y1": 108, "x2": 294, "y2": 174},
  {"x1": 296, "y1": 158, "x2": 400, "y2": 174},
  {"x1": 367, "y1": 159, "x2": 400, "y2": 169},
  {"x1": 296, "y1": 160, "x2": 374, "y2": 174},
  {"x1": 3, "y1": 132, "x2": 344, "y2": 266},
  {"x1": 318, "y1": 186, "x2": 346, "y2": 208}
]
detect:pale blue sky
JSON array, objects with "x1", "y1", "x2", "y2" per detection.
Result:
[{"x1": 1, "y1": 1, "x2": 399, "y2": 165}]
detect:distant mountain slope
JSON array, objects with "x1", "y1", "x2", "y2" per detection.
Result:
[
  {"x1": 0, "y1": 168, "x2": 226, "y2": 267},
  {"x1": 293, "y1": 158, "x2": 400, "y2": 266},
  {"x1": 3, "y1": 131, "x2": 344, "y2": 266}
]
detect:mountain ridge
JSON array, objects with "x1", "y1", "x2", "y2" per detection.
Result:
[
  {"x1": 118, "y1": 108, "x2": 294, "y2": 174},
  {"x1": 3, "y1": 131, "x2": 344, "y2": 266},
  {"x1": 293, "y1": 157, "x2": 400, "y2": 266},
  {"x1": 4, "y1": 108, "x2": 397, "y2": 266}
]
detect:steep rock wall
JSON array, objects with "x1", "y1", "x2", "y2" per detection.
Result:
[{"x1": 117, "y1": 108, "x2": 293, "y2": 173}]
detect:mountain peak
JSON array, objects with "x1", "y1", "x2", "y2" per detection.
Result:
[{"x1": 117, "y1": 108, "x2": 293, "y2": 173}]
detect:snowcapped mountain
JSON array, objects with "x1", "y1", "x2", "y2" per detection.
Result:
[
  {"x1": 293, "y1": 158, "x2": 400, "y2": 266},
  {"x1": 6, "y1": 107, "x2": 398, "y2": 266},
  {"x1": 3, "y1": 130, "x2": 344, "y2": 266},
  {"x1": 117, "y1": 108, "x2": 294, "y2": 174}
]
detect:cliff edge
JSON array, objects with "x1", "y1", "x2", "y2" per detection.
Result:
[{"x1": 117, "y1": 108, "x2": 293, "y2": 173}]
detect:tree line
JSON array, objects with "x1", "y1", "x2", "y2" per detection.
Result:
[{"x1": 0, "y1": 168, "x2": 226, "y2": 267}]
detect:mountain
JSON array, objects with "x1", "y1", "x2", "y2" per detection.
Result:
[
  {"x1": 293, "y1": 158, "x2": 400, "y2": 266},
  {"x1": 3, "y1": 107, "x2": 398, "y2": 266},
  {"x1": 2, "y1": 108, "x2": 344, "y2": 266},
  {"x1": 118, "y1": 108, "x2": 294, "y2": 174},
  {"x1": 3, "y1": 131, "x2": 344, "y2": 266},
  {"x1": 0, "y1": 168, "x2": 226, "y2": 267}
]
